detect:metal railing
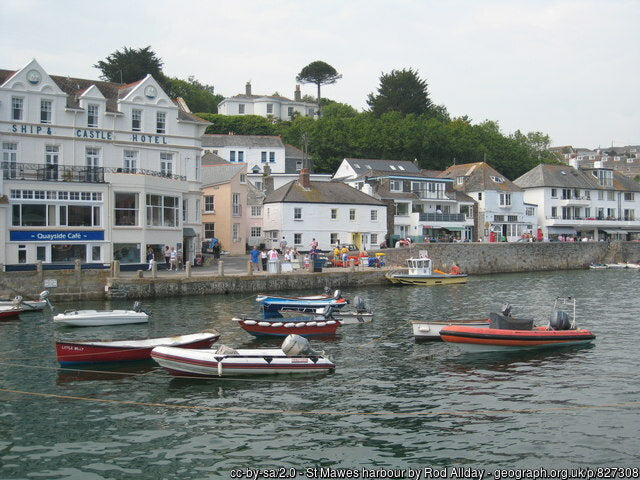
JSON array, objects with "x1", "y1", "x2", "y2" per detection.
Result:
[
  {"x1": 418, "y1": 212, "x2": 466, "y2": 222},
  {"x1": 2, "y1": 162, "x2": 186, "y2": 183}
]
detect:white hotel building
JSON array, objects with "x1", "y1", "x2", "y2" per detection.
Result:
[{"x1": 0, "y1": 60, "x2": 209, "y2": 267}]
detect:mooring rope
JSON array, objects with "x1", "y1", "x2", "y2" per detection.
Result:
[{"x1": 1, "y1": 387, "x2": 639, "y2": 417}]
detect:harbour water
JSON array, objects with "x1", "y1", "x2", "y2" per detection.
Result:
[{"x1": 1, "y1": 269, "x2": 639, "y2": 479}]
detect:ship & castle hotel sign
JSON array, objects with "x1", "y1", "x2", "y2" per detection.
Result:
[{"x1": 9, "y1": 124, "x2": 168, "y2": 144}]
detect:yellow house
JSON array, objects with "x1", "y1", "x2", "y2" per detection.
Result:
[{"x1": 201, "y1": 162, "x2": 248, "y2": 255}]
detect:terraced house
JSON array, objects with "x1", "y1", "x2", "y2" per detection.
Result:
[{"x1": 0, "y1": 60, "x2": 208, "y2": 267}]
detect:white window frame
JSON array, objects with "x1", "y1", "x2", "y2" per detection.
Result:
[
  {"x1": 40, "y1": 99, "x2": 52, "y2": 124},
  {"x1": 156, "y1": 111, "x2": 166, "y2": 134},
  {"x1": 123, "y1": 150, "x2": 138, "y2": 173},
  {"x1": 294, "y1": 207, "x2": 302, "y2": 220},
  {"x1": 204, "y1": 195, "x2": 215, "y2": 213},
  {"x1": 11, "y1": 97, "x2": 23, "y2": 121},
  {"x1": 160, "y1": 152, "x2": 173, "y2": 176},
  {"x1": 87, "y1": 104, "x2": 99, "y2": 128},
  {"x1": 132, "y1": 109, "x2": 142, "y2": 132}
]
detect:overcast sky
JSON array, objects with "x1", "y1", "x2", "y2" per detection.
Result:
[{"x1": 1, "y1": 0, "x2": 638, "y2": 149}]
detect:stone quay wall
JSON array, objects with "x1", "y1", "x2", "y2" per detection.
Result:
[{"x1": 2, "y1": 242, "x2": 640, "y2": 301}]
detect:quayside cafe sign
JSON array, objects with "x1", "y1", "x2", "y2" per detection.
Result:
[
  {"x1": 10, "y1": 231, "x2": 105, "y2": 242},
  {"x1": 9, "y1": 125, "x2": 167, "y2": 144}
]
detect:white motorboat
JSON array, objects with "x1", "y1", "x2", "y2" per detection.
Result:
[
  {"x1": 53, "y1": 302, "x2": 149, "y2": 327},
  {"x1": 151, "y1": 334, "x2": 335, "y2": 377},
  {"x1": 0, "y1": 290, "x2": 52, "y2": 311}
]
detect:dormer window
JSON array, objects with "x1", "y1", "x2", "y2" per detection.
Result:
[
  {"x1": 491, "y1": 176, "x2": 503, "y2": 183},
  {"x1": 390, "y1": 165, "x2": 396, "y2": 170},
  {"x1": 456, "y1": 176, "x2": 465, "y2": 185}
]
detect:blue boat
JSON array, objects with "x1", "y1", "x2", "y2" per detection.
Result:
[{"x1": 256, "y1": 290, "x2": 349, "y2": 313}]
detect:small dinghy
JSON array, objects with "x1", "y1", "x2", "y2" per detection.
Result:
[
  {"x1": 232, "y1": 314, "x2": 341, "y2": 337},
  {"x1": 151, "y1": 334, "x2": 335, "y2": 377},
  {"x1": 440, "y1": 298, "x2": 596, "y2": 352},
  {"x1": 275, "y1": 296, "x2": 373, "y2": 325},
  {"x1": 56, "y1": 330, "x2": 221, "y2": 365},
  {"x1": 0, "y1": 305, "x2": 23, "y2": 321},
  {"x1": 53, "y1": 301, "x2": 150, "y2": 327},
  {"x1": 0, "y1": 290, "x2": 52, "y2": 311},
  {"x1": 256, "y1": 288, "x2": 349, "y2": 313}
]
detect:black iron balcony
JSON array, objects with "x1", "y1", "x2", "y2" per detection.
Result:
[{"x1": 2, "y1": 162, "x2": 186, "y2": 183}]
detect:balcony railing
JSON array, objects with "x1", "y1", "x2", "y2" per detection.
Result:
[
  {"x1": 418, "y1": 212, "x2": 465, "y2": 222},
  {"x1": 411, "y1": 190, "x2": 449, "y2": 200},
  {"x1": 1, "y1": 162, "x2": 186, "y2": 183}
]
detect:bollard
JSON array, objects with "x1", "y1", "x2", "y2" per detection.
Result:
[
  {"x1": 151, "y1": 259, "x2": 157, "y2": 279},
  {"x1": 218, "y1": 260, "x2": 224, "y2": 276},
  {"x1": 247, "y1": 260, "x2": 253, "y2": 275},
  {"x1": 136, "y1": 270, "x2": 143, "y2": 278},
  {"x1": 349, "y1": 258, "x2": 355, "y2": 272},
  {"x1": 111, "y1": 260, "x2": 121, "y2": 278},
  {"x1": 186, "y1": 263, "x2": 191, "y2": 278}
]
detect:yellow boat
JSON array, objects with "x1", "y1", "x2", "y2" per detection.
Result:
[{"x1": 385, "y1": 253, "x2": 468, "y2": 286}]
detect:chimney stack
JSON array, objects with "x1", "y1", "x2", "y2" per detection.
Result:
[
  {"x1": 294, "y1": 85, "x2": 301, "y2": 101},
  {"x1": 263, "y1": 164, "x2": 274, "y2": 194},
  {"x1": 298, "y1": 168, "x2": 310, "y2": 188},
  {"x1": 245, "y1": 82, "x2": 252, "y2": 95}
]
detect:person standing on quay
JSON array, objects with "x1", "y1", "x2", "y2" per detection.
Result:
[
  {"x1": 169, "y1": 247, "x2": 178, "y2": 271},
  {"x1": 146, "y1": 247, "x2": 154, "y2": 271},
  {"x1": 260, "y1": 249, "x2": 268, "y2": 271},
  {"x1": 250, "y1": 246, "x2": 260, "y2": 272},
  {"x1": 164, "y1": 246, "x2": 171, "y2": 270}
]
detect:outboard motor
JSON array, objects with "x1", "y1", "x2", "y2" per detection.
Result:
[
  {"x1": 333, "y1": 289, "x2": 342, "y2": 299},
  {"x1": 133, "y1": 301, "x2": 142, "y2": 312},
  {"x1": 39, "y1": 290, "x2": 50, "y2": 300},
  {"x1": 282, "y1": 334, "x2": 320, "y2": 357},
  {"x1": 321, "y1": 305, "x2": 334, "y2": 318},
  {"x1": 323, "y1": 286, "x2": 331, "y2": 295},
  {"x1": 549, "y1": 310, "x2": 571, "y2": 330},
  {"x1": 501, "y1": 303, "x2": 512, "y2": 317},
  {"x1": 353, "y1": 296, "x2": 367, "y2": 313}
]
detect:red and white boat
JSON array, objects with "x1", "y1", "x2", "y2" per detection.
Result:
[
  {"x1": 232, "y1": 315, "x2": 340, "y2": 337},
  {"x1": 440, "y1": 298, "x2": 596, "y2": 352},
  {"x1": 0, "y1": 305, "x2": 23, "y2": 321},
  {"x1": 151, "y1": 334, "x2": 335, "y2": 377},
  {"x1": 56, "y1": 330, "x2": 220, "y2": 365}
]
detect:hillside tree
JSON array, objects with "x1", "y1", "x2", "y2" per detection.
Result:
[{"x1": 296, "y1": 61, "x2": 342, "y2": 116}]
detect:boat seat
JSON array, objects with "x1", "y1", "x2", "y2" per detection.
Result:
[{"x1": 489, "y1": 312, "x2": 534, "y2": 330}]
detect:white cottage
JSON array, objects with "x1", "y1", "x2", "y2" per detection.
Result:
[{"x1": 262, "y1": 170, "x2": 387, "y2": 251}]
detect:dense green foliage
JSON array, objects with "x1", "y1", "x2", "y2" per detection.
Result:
[
  {"x1": 94, "y1": 46, "x2": 165, "y2": 85},
  {"x1": 165, "y1": 77, "x2": 223, "y2": 113},
  {"x1": 367, "y1": 68, "x2": 434, "y2": 117}
]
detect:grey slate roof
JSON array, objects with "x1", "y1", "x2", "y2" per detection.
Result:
[
  {"x1": 264, "y1": 180, "x2": 385, "y2": 206},
  {"x1": 201, "y1": 163, "x2": 245, "y2": 186},
  {"x1": 513, "y1": 164, "x2": 599, "y2": 189},
  {"x1": 201, "y1": 152, "x2": 228, "y2": 165},
  {"x1": 202, "y1": 134, "x2": 284, "y2": 148},
  {"x1": 285, "y1": 144, "x2": 304, "y2": 159},
  {"x1": 0, "y1": 69, "x2": 208, "y2": 125},
  {"x1": 514, "y1": 164, "x2": 640, "y2": 192},
  {"x1": 439, "y1": 162, "x2": 523, "y2": 193},
  {"x1": 343, "y1": 158, "x2": 421, "y2": 176}
]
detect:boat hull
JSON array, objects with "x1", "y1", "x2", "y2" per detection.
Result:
[
  {"x1": 151, "y1": 346, "x2": 335, "y2": 377},
  {"x1": 412, "y1": 319, "x2": 489, "y2": 341},
  {"x1": 235, "y1": 317, "x2": 340, "y2": 337},
  {"x1": 53, "y1": 310, "x2": 149, "y2": 327},
  {"x1": 56, "y1": 331, "x2": 220, "y2": 365},
  {"x1": 386, "y1": 274, "x2": 468, "y2": 286},
  {"x1": 0, "y1": 308, "x2": 22, "y2": 320},
  {"x1": 440, "y1": 325, "x2": 596, "y2": 352}
]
